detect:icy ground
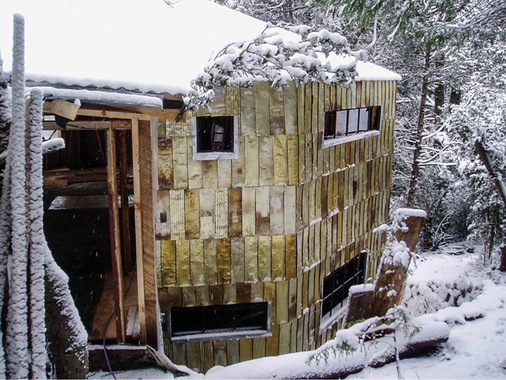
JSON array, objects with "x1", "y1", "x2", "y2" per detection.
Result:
[{"x1": 90, "y1": 244, "x2": 506, "y2": 379}]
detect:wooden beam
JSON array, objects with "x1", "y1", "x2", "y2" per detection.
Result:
[
  {"x1": 77, "y1": 108, "x2": 151, "y2": 121},
  {"x1": 115, "y1": 106, "x2": 186, "y2": 122},
  {"x1": 106, "y1": 127, "x2": 126, "y2": 343},
  {"x1": 43, "y1": 120, "x2": 112, "y2": 130},
  {"x1": 44, "y1": 99, "x2": 80, "y2": 120},
  {"x1": 132, "y1": 118, "x2": 147, "y2": 344}
]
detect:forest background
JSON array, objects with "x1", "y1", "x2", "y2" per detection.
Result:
[{"x1": 213, "y1": 0, "x2": 506, "y2": 265}]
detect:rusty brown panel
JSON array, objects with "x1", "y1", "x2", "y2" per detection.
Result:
[
  {"x1": 228, "y1": 187, "x2": 243, "y2": 237},
  {"x1": 209, "y1": 284, "x2": 224, "y2": 305},
  {"x1": 236, "y1": 282, "x2": 252, "y2": 304},
  {"x1": 270, "y1": 85, "x2": 285, "y2": 135}
]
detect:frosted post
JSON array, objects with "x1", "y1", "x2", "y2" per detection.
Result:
[
  {"x1": 5, "y1": 13, "x2": 29, "y2": 379},
  {"x1": 27, "y1": 89, "x2": 47, "y2": 379}
]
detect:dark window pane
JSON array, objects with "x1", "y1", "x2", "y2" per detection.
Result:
[
  {"x1": 197, "y1": 116, "x2": 234, "y2": 153},
  {"x1": 169, "y1": 302, "x2": 268, "y2": 339}
]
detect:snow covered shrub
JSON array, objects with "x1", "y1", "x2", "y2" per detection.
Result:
[
  {"x1": 185, "y1": 25, "x2": 365, "y2": 109},
  {"x1": 403, "y1": 279, "x2": 483, "y2": 316}
]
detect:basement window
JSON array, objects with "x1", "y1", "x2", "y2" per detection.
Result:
[
  {"x1": 192, "y1": 116, "x2": 239, "y2": 160},
  {"x1": 167, "y1": 302, "x2": 271, "y2": 342},
  {"x1": 321, "y1": 250, "x2": 368, "y2": 324},
  {"x1": 323, "y1": 106, "x2": 381, "y2": 147}
]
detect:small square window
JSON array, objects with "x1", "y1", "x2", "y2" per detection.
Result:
[{"x1": 193, "y1": 116, "x2": 239, "y2": 161}]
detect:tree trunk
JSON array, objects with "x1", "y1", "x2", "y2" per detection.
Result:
[
  {"x1": 406, "y1": 49, "x2": 431, "y2": 208},
  {"x1": 45, "y1": 254, "x2": 89, "y2": 379}
]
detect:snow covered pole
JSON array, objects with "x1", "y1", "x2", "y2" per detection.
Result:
[
  {"x1": 0, "y1": 50, "x2": 12, "y2": 380},
  {"x1": 5, "y1": 13, "x2": 29, "y2": 379},
  {"x1": 27, "y1": 88, "x2": 47, "y2": 379}
]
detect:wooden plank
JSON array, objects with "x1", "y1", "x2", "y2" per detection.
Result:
[
  {"x1": 160, "y1": 240, "x2": 176, "y2": 286},
  {"x1": 276, "y1": 280, "x2": 289, "y2": 324},
  {"x1": 223, "y1": 283, "x2": 237, "y2": 304},
  {"x1": 228, "y1": 187, "x2": 243, "y2": 237},
  {"x1": 215, "y1": 188, "x2": 229, "y2": 239},
  {"x1": 288, "y1": 278, "x2": 297, "y2": 321},
  {"x1": 172, "y1": 136, "x2": 188, "y2": 189},
  {"x1": 285, "y1": 233, "x2": 297, "y2": 280},
  {"x1": 245, "y1": 135, "x2": 259, "y2": 185},
  {"x1": 218, "y1": 159, "x2": 232, "y2": 188},
  {"x1": 272, "y1": 235, "x2": 286, "y2": 280},
  {"x1": 190, "y1": 239, "x2": 205, "y2": 286},
  {"x1": 245, "y1": 236, "x2": 259, "y2": 283},
  {"x1": 273, "y1": 135, "x2": 288, "y2": 185},
  {"x1": 170, "y1": 190, "x2": 185, "y2": 240},
  {"x1": 270, "y1": 186, "x2": 284, "y2": 235},
  {"x1": 230, "y1": 237, "x2": 245, "y2": 283},
  {"x1": 232, "y1": 135, "x2": 245, "y2": 186},
  {"x1": 241, "y1": 87, "x2": 256, "y2": 135},
  {"x1": 118, "y1": 130, "x2": 133, "y2": 273},
  {"x1": 240, "y1": 339, "x2": 253, "y2": 362},
  {"x1": 284, "y1": 81, "x2": 297, "y2": 135},
  {"x1": 199, "y1": 189, "x2": 215, "y2": 239},
  {"x1": 226, "y1": 340, "x2": 240, "y2": 366},
  {"x1": 236, "y1": 282, "x2": 251, "y2": 304},
  {"x1": 138, "y1": 118, "x2": 159, "y2": 347},
  {"x1": 131, "y1": 118, "x2": 146, "y2": 343},
  {"x1": 287, "y1": 135, "x2": 299, "y2": 186},
  {"x1": 204, "y1": 239, "x2": 218, "y2": 285},
  {"x1": 258, "y1": 236, "x2": 272, "y2": 281},
  {"x1": 255, "y1": 187, "x2": 270, "y2": 235},
  {"x1": 76, "y1": 108, "x2": 151, "y2": 121},
  {"x1": 158, "y1": 138, "x2": 174, "y2": 190},
  {"x1": 217, "y1": 238, "x2": 232, "y2": 284},
  {"x1": 270, "y1": 85, "x2": 285, "y2": 135},
  {"x1": 214, "y1": 341, "x2": 228, "y2": 367},
  {"x1": 253, "y1": 338, "x2": 266, "y2": 359},
  {"x1": 279, "y1": 322, "x2": 291, "y2": 355},
  {"x1": 185, "y1": 189, "x2": 200, "y2": 239},
  {"x1": 255, "y1": 81, "x2": 271, "y2": 135},
  {"x1": 202, "y1": 160, "x2": 218, "y2": 189},
  {"x1": 242, "y1": 187, "x2": 256, "y2": 236},
  {"x1": 266, "y1": 324, "x2": 279, "y2": 357},
  {"x1": 176, "y1": 240, "x2": 190, "y2": 286},
  {"x1": 106, "y1": 127, "x2": 126, "y2": 343},
  {"x1": 284, "y1": 186, "x2": 296, "y2": 235},
  {"x1": 259, "y1": 136, "x2": 274, "y2": 186}
]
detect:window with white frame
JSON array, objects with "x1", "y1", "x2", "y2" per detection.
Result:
[
  {"x1": 192, "y1": 116, "x2": 239, "y2": 160},
  {"x1": 323, "y1": 106, "x2": 381, "y2": 144}
]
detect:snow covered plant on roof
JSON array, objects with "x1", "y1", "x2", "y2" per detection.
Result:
[{"x1": 185, "y1": 25, "x2": 366, "y2": 110}]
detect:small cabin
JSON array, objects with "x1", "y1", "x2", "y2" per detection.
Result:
[{"x1": 0, "y1": 0, "x2": 400, "y2": 373}]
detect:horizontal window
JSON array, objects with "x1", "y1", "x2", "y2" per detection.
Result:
[
  {"x1": 168, "y1": 302, "x2": 271, "y2": 342},
  {"x1": 192, "y1": 116, "x2": 239, "y2": 160},
  {"x1": 323, "y1": 106, "x2": 381, "y2": 146}
]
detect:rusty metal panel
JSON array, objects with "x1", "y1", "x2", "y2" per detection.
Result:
[
  {"x1": 228, "y1": 187, "x2": 243, "y2": 237},
  {"x1": 284, "y1": 186, "x2": 296, "y2": 235},
  {"x1": 245, "y1": 236, "x2": 258, "y2": 283},
  {"x1": 217, "y1": 238, "x2": 231, "y2": 284},
  {"x1": 190, "y1": 239, "x2": 205, "y2": 286},
  {"x1": 255, "y1": 187, "x2": 270, "y2": 235},
  {"x1": 160, "y1": 240, "x2": 176, "y2": 286},
  {"x1": 176, "y1": 240, "x2": 190, "y2": 286},
  {"x1": 199, "y1": 188, "x2": 215, "y2": 239},
  {"x1": 230, "y1": 237, "x2": 245, "y2": 283},
  {"x1": 172, "y1": 136, "x2": 188, "y2": 189},
  {"x1": 258, "y1": 235, "x2": 272, "y2": 281},
  {"x1": 242, "y1": 187, "x2": 256, "y2": 236},
  {"x1": 287, "y1": 135, "x2": 299, "y2": 186},
  {"x1": 215, "y1": 188, "x2": 229, "y2": 239},
  {"x1": 245, "y1": 135, "x2": 259, "y2": 186},
  {"x1": 241, "y1": 87, "x2": 256, "y2": 136},
  {"x1": 255, "y1": 81, "x2": 270, "y2": 135},
  {"x1": 270, "y1": 85, "x2": 285, "y2": 135},
  {"x1": 185, "y1": 189, "x2": 200, "y2": 239},
  {"x1": 284, "y1": 81, "x2": 297, "y2": 135},
  {"x1": 170, "y1": 189, "x2": 185, "y2": 240},
  {"x1": 204, "y1": 239, "x2": 218, "y2": 285},
  {"x1": 273, "y1": 135, "x2": 288, "y2": 185},
  {"x1": 259, "y1": 136, "x2": 274, "y2": 186},
  {"x1": 270, "y1": 186, "x2": 284, "y2": 235}
]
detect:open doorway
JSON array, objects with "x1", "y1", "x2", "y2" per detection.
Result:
[{"x1": 43, "y1": 127, "x2": 139, "y2": 343}]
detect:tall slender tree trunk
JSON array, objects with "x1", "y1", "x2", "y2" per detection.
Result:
[{"x1": 406, "y1": 49, "x2": 431, "y2": 208}]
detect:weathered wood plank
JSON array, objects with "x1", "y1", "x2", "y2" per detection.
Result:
[
  {"x1": 273, "y1": 135, "x2": 288, "y2": 185},
  {"x1": 255, "y1": 81, "x2": 270, "y2": 135},
  {"x1": 245, "y1": 236, "x2": 259, "y2": 283},
  {"x1": 190, "y1": 239, "x2": 205, "y2": 286},
  {"x1": 215, "y1": 188, "x2": 229, "y2": 239},
  {"x1": 272, "y1": 235, "x2": 286, "y2": 280},
  {"x1": 230, "y1": 237, "x2": 245, "y2": 283},
  {"x1": 256, "y1": 187, "x2": 270, "y2": 235},
  {"x1": 284, "y1": 81, "x2": 297, "y2": 135},
  {"x1": 245, "y1": 135, "x2": 259, "y2": 186},
  {"x1": 204, "y1": 239, "x2": 218, "y2": 285},
  {"x1": 185, "y1": 189, "x2": 199, "y2": 239},
  {"x1": 258, "y1": 235, "x2": 272, "y2": 281},
  {"x1": 228, "y1": 187, "x2": 243, "y2": 237},
  {"x1": 217, "y1": 238, "x2": 232, "y2": 284},
  {"x1": 270, "y1": 85, "x2": 285, "y2": 135},
  {"x1": 199, "y1": 189, "x2": 215, "y2": 239},
  {"x1": 176, "y1": 240, "x2": 190, "y2": 286},
  {"x1": 259, "y1": 136, "x2": 274, "y2": 186}
]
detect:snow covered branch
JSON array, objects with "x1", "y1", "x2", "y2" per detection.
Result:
[{"x1": 185, "y1": 25, "x2": 363, "y2": 109}]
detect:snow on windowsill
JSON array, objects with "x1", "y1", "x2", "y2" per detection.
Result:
[
  {"x1": 322, "y1": 130, "x2": 380, "y2": 149},
  {"x1": 169, "y1": 329, "x2": 272, "y2": 344}
]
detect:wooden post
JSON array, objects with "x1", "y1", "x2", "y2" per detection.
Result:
[
  {"x1": 119, "y1": 129, "x2": 133, "y2": 273},
  {"x1": 106, "y1": 126, "x2": 126, "y2": 343},
  {"x1": 132, "y1": 118, "x2": 147, "y2": 344}
]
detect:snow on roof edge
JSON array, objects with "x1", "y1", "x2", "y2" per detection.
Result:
[{"x1": 354, "y1": 61, "x2": 402, "y2": 82}]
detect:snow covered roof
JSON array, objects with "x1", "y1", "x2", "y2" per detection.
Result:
[{"x1": 0, "y1": 0, "x2": 400, "y2": 98}]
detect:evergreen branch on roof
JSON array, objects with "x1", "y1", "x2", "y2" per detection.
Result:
[{"x1": 185, "y1": 25, "x2": 366, "y2": 110}]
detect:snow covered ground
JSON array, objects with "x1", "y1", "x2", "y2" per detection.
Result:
[{"x1": 90, "y1": 244, "x2": 506, "y2": 379}]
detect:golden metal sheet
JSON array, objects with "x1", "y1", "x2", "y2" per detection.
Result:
[
  {"x1": 176, "y1": 240, "x2": 190, "y2": 286},
  {"x1": 217, "y1": 238, "x2": 231, "y2": 284},
  {"x1": 190, "y1": 239, "x2": 205, "y2": 286}
]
